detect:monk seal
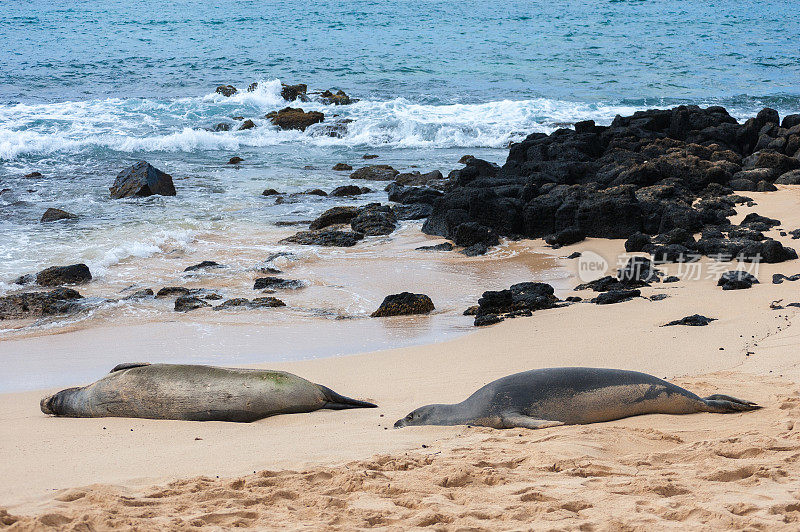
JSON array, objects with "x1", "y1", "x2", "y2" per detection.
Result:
[
  {"x1": 394, "y1": 367, "x2": 760, "y2": 430},
  {"x1": 41, "y1": 363, "x2": 376, "y2": 422}
]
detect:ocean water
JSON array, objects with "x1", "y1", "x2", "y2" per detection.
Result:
[{"x1": 0, "y1": 1, "x2": 798, "y2": 383}]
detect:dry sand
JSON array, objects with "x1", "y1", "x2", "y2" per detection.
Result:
[{"x1": 1, "y1": 188, "x2": 800, "y2": 530}]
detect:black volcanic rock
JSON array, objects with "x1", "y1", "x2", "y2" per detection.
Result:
[
  {"x1": 41, "y1": 208, "x2": 77, "y2": 222},
  {"x1": 416, "y1": 242, "x2": 453, "y2": 251},
  {"x1": 0, "y1": 288, "x2": 83, "y2": 319},
  {"x1": 281, "y1": 83, "x2": 308, "y2": 101},
  {"x1": 174, "y1": 296, "x2": 210, "y2": 312},
  {"x1": 453, "y1": 222, "x2": 499, "y2": 248},
  {"x1": 350, "y1": 165, "x2": 399, "y2": 181},
  {"x1": 184, "y1": 261, "x2": 223, "y2": 272},
  {"x1": 110, "y1": 161, "x2": 176, "y2": 199},
  {"x1": 371, "y1": 292, "x2": 434, "y2": 317},
  {"x1": 592, "y1": 289, "x2": 641, "y2": 304},
  {"x1": 215, "y1": 85, "x2": 237, "y2": 97},
  {"x1": 544, "y1": 227, "x2": 585, "y2": 247},
  {"x1": 663, "y1": 314, "x2": 716, "y2": 326},
  {"x1": 266, "y1": 107, "x2": 323, "y2": 131},
  {"x1": 350, "y1": 204, "x2": 397, "y2": 236},
  {"x1": 330, "y1": 185, "x2": 367, "y2": 197},
  {"x1": 36, "y1": 264, "x2": 92, "y2": 286},
  {"x1": 282, "y1": 229, "x2": 364, "y2": 247},
  {"x1": 309, "y1": 206, "x2": 360, "y2": 230},
  {"x1": 717, "y1": 270, "x2": 759, "y2": 290},
  {"x1": 253, "y1": 277, "x2": 303, "y2": 290},
  {"x1": 420, "y1": 106, "x2": 799, "y2": 265}
]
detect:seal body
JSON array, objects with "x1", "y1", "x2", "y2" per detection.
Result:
[
  {"x1": 41, "y1": 363, "x2": 376, "y2": 422},
  {"x1": 394, "y1": 367, "x2": 760, "y2": 430}
]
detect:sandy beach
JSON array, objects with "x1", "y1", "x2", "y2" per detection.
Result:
[{"x1": 1, "y1": 188, "x2": 799, "y2": 530}]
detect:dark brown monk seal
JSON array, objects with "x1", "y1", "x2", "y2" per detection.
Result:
[
  {"x1": 394, "y1": 367, "x2": 760, "y2": 430},
  {"x1": 41, "y1": 363, "x2": 376, "y2": 422}
]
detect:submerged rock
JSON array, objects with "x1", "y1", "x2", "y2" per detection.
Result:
[
  {"x1": 40, "y1": 208, "x2": 77, "y2": 223},
  {"x1": 174, "y1": 296, "x2": 211, "y2": 312},
  {"x1": 0, "y1": 288, "x2": 83, "y2": 319},
  {"x1": 215, "y1": 297, "x2": 286, "y2": 310},
  {"x1": 215, "y1": 85, "x2": 237, "y2": 97},
  {"x1": 156, "y1": 287, "x2": 197, "y2": 298},
  {"x1": 350, "y1": 165, "x2": 399, "y2": 181},
  {"x1": 266, "y1": 107, "x2": 324, "y2": 131},
  {"x1": 416, "y1": 242, "x2": 454, "y2": 251},
  {"x1": 228, "y1": 156, "x2": 243, "y2": 165},
  {"x1": 110, "y1": 161, "x2": 176, "y2": 199},
  {"x1": 253, "y1": 277, "x2": 303, "y2": 290},
  {"x1": 184, "y1": 261, "x2": 223, "y2": 272},
  {"x1": 282, "y1": 230, "x2": 364, "y2": 247},
  {"x1": 371, "y1": 292, "x2": 435, "y2": 317},
  {"x1": 330, "y1": 185, "x2": 367, "y2": 197},
  {"x1": 124, "y1": 288, "x2": 154, "y2": 300},
  {"x1": 319, "y1": 89, "x2": 353, "y2": 105},
  {"x1": 281, "y1": 83, "x2": 308, "y2": 102},
  {"x1": 332, "y1": 163, "x2": 353, "y2": 171},
  {"x1": 309, "y1": 206, "x2": 360, "y2": 230},
  {"x1": 36, "y1": 264, "x2": 92, "y2": 286}
]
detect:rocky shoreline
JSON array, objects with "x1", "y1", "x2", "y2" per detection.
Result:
[{"x1": 4, "y1": 105, "x2": 799, "y2": 333}]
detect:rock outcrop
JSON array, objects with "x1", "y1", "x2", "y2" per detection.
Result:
[
  {"x1": 371, "y1": 293, "x2": 435, "y2": 317},
  {"x1": 281, "y1": 230, "x2": 364, "y2": 247},
  {"x1": 266, "y1": 108, "x2": 324, "y2": 131},
  {"x1": 350, "y1": 165, "x2": 399, "y2": 181},
  {"x1": 110, "y1": 161, "x2": 176, "y2": 199},
  {"x1": 422, "y1": 106, "x2": 799, "y2": 264},
  {"x1": 41, "y1": 208, "x2": 77, "y2": 222},
  {"x1": 36, "y1": 264, "x2": 92, "y2": 286},
  {"x1": 0, "y1": 288, "x2": 83, "y2": 319}
]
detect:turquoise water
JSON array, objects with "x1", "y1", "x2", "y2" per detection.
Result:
[
  {"x1": 2, "y1": 1, "x2": 799, "y2": 104},
  {"x1": 1, "y1": 0, "x2": 799, "y2": 282}
]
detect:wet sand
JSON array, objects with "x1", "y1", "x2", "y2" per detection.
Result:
[
  {"x1": 1, "y1": 188, "x2": 800, "y2": 529},
  {"x1": 0, "y1": 225, "x2": 563, "y2": 392}
]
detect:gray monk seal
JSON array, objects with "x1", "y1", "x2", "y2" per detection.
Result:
[
  {"x1": 394, "y1": 367, "x2": 760, "y2": 430},
  {"x1": 41, "y1": 363, "x2": 376, "y2": 422}
]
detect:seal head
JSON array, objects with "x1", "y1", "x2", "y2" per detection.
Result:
[
  {"x1": 40, "y1": 387, "x2": 81, "y2": 416},
  {"x1": 394, "y1": 404, "x2": 454, "y2": 428}
]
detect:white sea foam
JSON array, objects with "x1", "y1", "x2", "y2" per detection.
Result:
[
  {"x1": 85, "y1": 228, "x2": 196, "y2": 278},
  {"x1": 0, "y1": 79, "x2": 677, "y2": 159},
  {"x1": 2, "y1": 80, "x2": 793, "y2": 160}
]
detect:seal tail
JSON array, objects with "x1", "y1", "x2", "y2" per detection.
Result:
[
  {"x1": 701, "y1": 394, "x2": 761, "y2": 413},
  {"x1": 318, "y1": 385, "x2": 377, "y2": 410}
]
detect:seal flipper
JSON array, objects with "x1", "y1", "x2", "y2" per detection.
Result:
[
  {"x1": 317, "y1": 384, "x2": 377, "y2": 410},
  {"x1": 499, "y1": 413, "x2": 565, "y2": 430},
  {"x1": 702, "y1": 394, "x2": 761, "y2": 413},
  {"x1": 110, "y1": 362, "x2": 151, "y2": 373}
]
